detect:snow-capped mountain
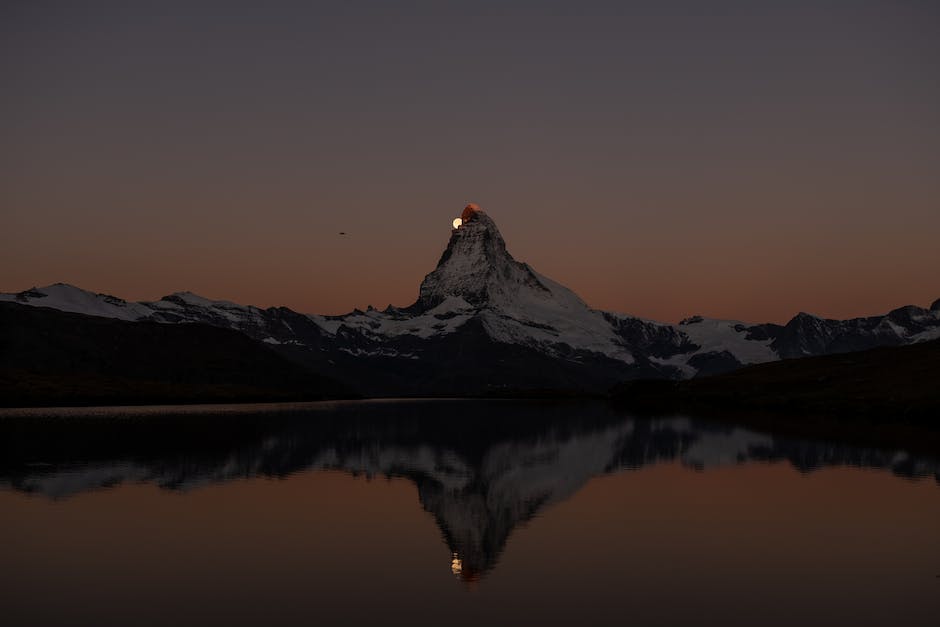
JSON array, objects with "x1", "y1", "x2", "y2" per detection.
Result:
[
  {"x1": 402, "y1": 204, "x2": 678, "y2": 364},
  {"x1": 3, "y1": 204, "x2": 938, "y2": 394}
]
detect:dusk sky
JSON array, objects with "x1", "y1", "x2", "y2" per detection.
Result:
[{"x1": 2, "y1": 0, "x2": 938, "y2": 323}]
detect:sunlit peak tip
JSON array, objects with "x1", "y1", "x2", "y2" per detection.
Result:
[{"x1": 461, "y1": 202, "x2": 483, "y2": 222}]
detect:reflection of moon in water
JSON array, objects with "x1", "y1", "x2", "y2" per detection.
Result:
[{"x1": 452, "y1": 218, "x2": 462, "y2": 229}]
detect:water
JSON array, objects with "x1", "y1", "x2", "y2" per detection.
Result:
[{"x1": 1, "y1": 400, "x2": 938, "y2": 626}]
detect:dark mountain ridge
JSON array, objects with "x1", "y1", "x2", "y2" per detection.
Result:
[
  {"x1": 612, "y1": 338, "x2": 940, "y2": 439},
  {"x1": 0, "y1": 302, "x2": 351, "y2": 406}
]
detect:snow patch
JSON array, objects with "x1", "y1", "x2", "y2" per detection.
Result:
[
  {"x1": 677, "y1": 317, "x2": 777, "y2": 365},
  {"x1": 0, "y1": 284, "x2": 153, "y2": 321}
]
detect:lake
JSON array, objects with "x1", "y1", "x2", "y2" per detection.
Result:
[{"x1": 1, "y1": 399, "x2": 938, "y2": 626}]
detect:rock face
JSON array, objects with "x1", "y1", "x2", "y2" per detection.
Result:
[
  {"x1": 2, "y1": 204, "x2": 939, "y2": 395},
  {"x1": 417, "y1": 208, "x2": 547, "y2": 310},
  {"x1": 409, "y1": 207, "x2": 681, "y2": 368}
]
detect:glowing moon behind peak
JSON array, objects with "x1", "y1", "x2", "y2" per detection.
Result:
[{"x1": 452, "y1": 218, "x2": 462, "y2": 229}]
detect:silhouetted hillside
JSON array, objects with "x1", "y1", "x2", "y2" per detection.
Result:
[
  {"x1": 612, "y1": 339, "x2": 940, "y2": 425},
  {"x1": 0, "y1": 302, "x2": 353, "y2": 406}
]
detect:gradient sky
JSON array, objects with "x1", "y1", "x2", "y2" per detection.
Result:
[{"x1": 2, "y1": 0, "x2": 938, "y2": 323}]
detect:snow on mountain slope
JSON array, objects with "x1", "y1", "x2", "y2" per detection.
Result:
[
  {"x1": 144, "y1": 291, "x2": 266, "y2": 328},
  {"x1": 413, "y1": 207, "x2": 637, "y2": 362},
  {"x1": 912, "y1": 326, "x2": 940, "y2": 343},
  {"x1": 473, "y1": 269, "x2": 636, "y2": 363},
  {"x1": 418, "y1": 206, "x2": 549, "y2": 310},
  {"x1": 0, "y1": 283, "x2": 154, "y2": 321},
  {"x1": 308, "y1": 295, "x2": 476, "y2": 340},
  {"x1": 677, "y1": 316, "x2": 778, "y2": 364}
]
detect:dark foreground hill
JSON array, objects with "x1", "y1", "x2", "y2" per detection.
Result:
[
  {"x1": 611, "y1": 339, "x2": 940, "y2": 452},
  {"x1": 612, "y1": 339, "x2": 940, "y2": 425},
  {"x1": 0, "y1": 302, "x2": 352, "y2": 407}
]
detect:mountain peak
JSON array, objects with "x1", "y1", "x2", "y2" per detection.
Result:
[
  {"x1": 414, "y1": 205, "x2": 549, "y2": 310},
  {"x1": 460, "y1": 202, "x2": 484, "y2": 222},
  {"x1": 0, "y1": 283, "x2": 151, "y2": 321}
]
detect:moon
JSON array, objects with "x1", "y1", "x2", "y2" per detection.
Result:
[{"x1": 452, "y1": 218, "x2": 462, "y2": 229}]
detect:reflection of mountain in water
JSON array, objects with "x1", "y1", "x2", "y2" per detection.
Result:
[{"x1": 2, "y1": 401, "x2": 937, "y2": 582}]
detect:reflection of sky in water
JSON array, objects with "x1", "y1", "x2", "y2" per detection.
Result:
[{"x1": 2, "y1": 401, "x2": 938, "y2": 625}]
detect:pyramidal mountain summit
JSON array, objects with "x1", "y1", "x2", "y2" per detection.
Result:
[
  {"x1": 3, "y1": 204, "x2": 939, "y2": 396},
  {"x1": 411, "y1": 203, "x2": 641, "y2": 364}
]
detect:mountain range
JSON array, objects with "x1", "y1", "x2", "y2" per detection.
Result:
[{"x1": 3, "y1": 205, "x2": 938, "y2": 396}]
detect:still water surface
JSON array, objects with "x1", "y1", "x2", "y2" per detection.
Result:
[{"x1": 1, "y1": 400, "x2": 938, "y2": 626}]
